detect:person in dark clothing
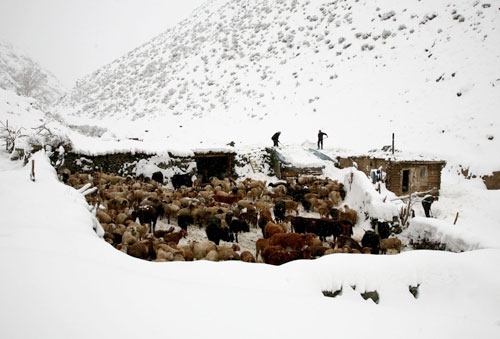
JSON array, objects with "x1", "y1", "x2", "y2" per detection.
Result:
[
  {"x1": 422, "y1": 195, "x2": 437, "y2": 217},
  {"x1": 271, "y1": 131, "x2": 281, "y2": 147},
  {"x1": 317, "y1": 130, "x2": 328, "y2": 150}
]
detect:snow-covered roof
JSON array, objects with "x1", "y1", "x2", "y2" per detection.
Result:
[
  {"x1": 274, "y1": 145, "x2": 327, "y2": 169},
  {"x1": 325, "y1": 147, "x2": 446, "y2": 163}
]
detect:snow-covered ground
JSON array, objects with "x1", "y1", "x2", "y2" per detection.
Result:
[
  {"x1": 1, "y1": 0, "x2": 499, "y2": 337},
  {"x1": 1, "y1": 150, "x2": 500, "y2": 339}
]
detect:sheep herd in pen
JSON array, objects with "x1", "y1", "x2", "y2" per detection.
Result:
[{"x1": 62, "y1": 169, "x2": 403, "y2": 265}]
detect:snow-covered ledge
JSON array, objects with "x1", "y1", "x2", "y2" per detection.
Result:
[{"x1": 400, "y1": 217, "x2": 499, "y2": 252}]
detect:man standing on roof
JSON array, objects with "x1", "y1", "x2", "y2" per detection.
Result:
[
  {"x1": 317, "y1": 130, "x2": 328, "y2": 150},
  {"x1": 271, "y1": 131, "x2": 281, "y2": 147},
  {"x1": 422, "y1": 195, "x2": 437, "y2": 217}
]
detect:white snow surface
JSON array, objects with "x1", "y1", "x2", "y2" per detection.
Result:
[
  {"x1": 1, "y1": 150, "x2": 500, "y2": 339},
  {"x1": 54, "y1": 0, "x2": 500, "y2": 175},
  {"x1": 1, "y1": 0, "x2": 500, "y2": 337}
]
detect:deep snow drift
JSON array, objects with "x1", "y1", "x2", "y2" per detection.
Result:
[{"x1": 1, "y1": 151, "x2": 500, "y2": 339}]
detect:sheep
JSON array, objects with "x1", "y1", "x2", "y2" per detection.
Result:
[
  {"x1": 273, "y1": 200, "x2": 286, "y2": 223},
  {"x1": 127, "y1": 238, "x2": 154, "y2": 260},
  {"x1": 380, "y1": 238, "x2": 403, "y2": 254},
  {"x1": 217, "y1": 245, "x2": 239, "y2": 261},
  {"x1": 205, "y1": 217, "x2": 233, "y2": 245},
  {"x1": 247, "y1": 187, "x2": 262, "y2": 200},
  {"x1": 122, "y1": 226, "x2": 139, "y2": 246},
  {"x1": 97, "y1": 210, "x2": 112, "y2": 224},
  {"x1": 324, "y1": 248, "x2": 344, "y2": 255},
  {"x1": 163, "y1": 229, "x2": 188, "y2": 245},
  {"x1": 329, "y1": 191, "x2": 341, "y2": 206},
  {"x1": 267, "y1": 248, "x2": 312, "y2": 265},
  {"x1": 254, "y1": 200, "x2": 273, "y2": 212},
  {"x1": 177, "y1": 214, "x2": 194, "y2": 231},
  {"x1": 375, "y1": 220, "x2": 392, "y2": 239},
  {"x1": 151, "y1": 171, "x2": 164, "y2": 184},
  {"x1": 255, "y1": 238, "x2": 269, "y2": 261},
  {"x1": 229, "y1": 218, "x2": 249, "y2": 243},
  {"x1": 240, "y1": 251, "x2": 256, "y2": 263},
  {"x1": 153, "y1": 226, "x2": 175, "y2": 239},
  {"x1": 178, "y1": 245, "x2": 194, "y2": 261},
  {"x1": 339, "y1": 205, "x2": 358, "y2": 225},
  {"x1": 268, "y1": 233, "x2": 315, "y2": 251},
  {"x1": 237, "y1": 199, "x2": 253, "y2": 209},
  {"x1": 163, "y1": 203, "x2": 180, "y2": 223},
  {"x1": 317, "y1": 203, "x2": 331, "y2": 219},
  {"x1": 262, "y1": 245, "x2": 283, "y2": 264},
  {"x1": 115, "y1": 212, "x2": 131, "y2": 225},
  {"x1": 334, "y1": 235, "x2": 362, "y2": 252},
  {"x1": 192, "y1": 241, "x2": 217, "y2": 260},
  {"x1": 263, "y1": 222, "x2": 286, "y2": 239},
  {"x1": 361, "y1": 230, "x2": 381, "y2": 254},
  {"x1": 172, "y1": 174, "x2": 193, "y2": 189},
  {"x1": 308, "y1": 245, "x2": 330, "y2": 258},
  {"x1": 283, "y1": 199, "x2": 299, "y2": 215}
]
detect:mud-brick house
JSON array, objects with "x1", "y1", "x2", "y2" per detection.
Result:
[{"x1": 337, "y1": 149, "x2": 446, "y2": 196}]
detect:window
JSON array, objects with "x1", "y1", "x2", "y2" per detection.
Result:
[{"x1": 420, "y1": 167, "x2": 426, "y2": 178}]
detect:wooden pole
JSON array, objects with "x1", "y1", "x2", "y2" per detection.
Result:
[
  {"x1": 392, "y1": 133, "x2": 395, "y2": 155},
  {"x1": 30, "y1": 159, "x2": 35, "y2": 182},
  {"x1": 453, "y1": 212, "x2": 459, "y2": 225}
]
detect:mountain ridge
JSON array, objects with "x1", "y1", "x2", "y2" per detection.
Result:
[{"x1": 56, "y1": 0, "x2": 500, "y2": 172}]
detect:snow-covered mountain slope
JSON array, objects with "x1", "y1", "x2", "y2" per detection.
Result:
[
  {"x1": 0, "y1": 41, "x2": 64, "y2": 105},
  {"x1": 57, "y1": 0, "x2": 500, "y2": 174}
]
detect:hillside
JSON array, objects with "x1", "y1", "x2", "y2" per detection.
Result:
[
  {"x1": 57, "y1": 0, "x2": 500, "y2": 174},
  {"x1": 0, "y1": 41, "x2": 64, "y2": 105}
]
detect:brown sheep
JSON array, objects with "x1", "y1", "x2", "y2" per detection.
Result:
[
  {"x1": 178, "y1": 245, "x2": 194, "y2": 261},
  {"x1": 283, "y1": 199, "x2": 299, "y2": 215},
  {"x1": 334, "y1": 235, "x2": 362, "y2": 252},
  {"x1": 261, "y1": 245, "x2": 283, "y2": 264},
  {"x1": 122, "y1": 226, "x2": 139, "y2": 246},
  {"x1": 324, "y1": 248, "x2": 344, "y2": 255},
  {"x1": 255, "y1": 238, "x2": 269, "y2": 261},
  {"x1": 268, "y1": 233, "x2": 314, "y2": 251},
  {"x1": 263, "y1": 222, "x2": 286, "y2": 239},
  {"x1": 339, "y1": 205, "x2": 358, "y2": 225},
  {"x1": 127, "y1": 238, "x2": 153, "y2": 260},
  {"x1": 317, "y1": 203, "x2": 330, "y2": 219},
  {"x1": 162, "y1": 229, "x2": 188, "y2": 245},
  {"x1": 267, "y1": 248, "x2": 312, "y2": 265},
  {"x1": 380, "y1": 238, "x2": 403, "y2": 254},
  {"x1": 308, "y1": 245, "x2": 330, "y2": 257},
  {"x1": 97, "y1": 210, "x2": 112, "y2": 224},
  {"x1": 240, "y1": 251, "x2": 256, "y2": 263}
]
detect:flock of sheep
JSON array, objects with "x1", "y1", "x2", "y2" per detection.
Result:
[{"x1": 62, "y1": 169, "x2": 403, "y2": 265}]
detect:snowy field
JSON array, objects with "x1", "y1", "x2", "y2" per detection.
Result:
[
  {"x1": 1, "y1": 0, "x2": 499, "y2": 337},
  {"x1": 1, "y1": 149, "x2": 500, "y2": 339}
]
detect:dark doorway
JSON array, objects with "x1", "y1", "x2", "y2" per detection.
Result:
[
  {"x1": 402, "y1": 170, "x2": 410, "y2": 193},
  {"x1": 195, "y1": 154, "x2": 235, "y2": 183}
]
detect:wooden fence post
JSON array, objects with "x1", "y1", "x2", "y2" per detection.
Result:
[{"x1": 30, "y1": 160, "x2": 35, "y2": 182}]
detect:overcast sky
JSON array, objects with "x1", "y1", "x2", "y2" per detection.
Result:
[{"x1": 0, "y1": 0, "x2": 206, "y2": 88}]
